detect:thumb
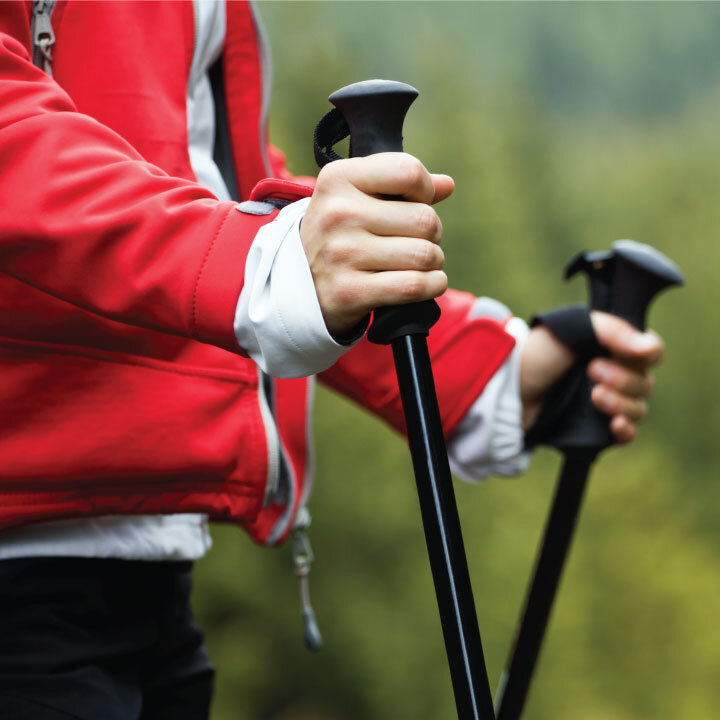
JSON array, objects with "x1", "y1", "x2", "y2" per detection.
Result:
[
  {"x1": 430, "y1": 173, "x2": 455, "y2": 204},
  {"x1": 591, "y1": 311, "x2": 665, "y2": 366}
]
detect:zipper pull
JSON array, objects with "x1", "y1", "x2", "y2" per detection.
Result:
[
  {"x1": 32, "y1": 1, "x2": 56, "y2": 75},
  {"x1": 292, "y1": 508, "x2": 323, "y2": 651}
]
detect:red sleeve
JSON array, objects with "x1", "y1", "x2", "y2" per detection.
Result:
[
  {"x1": 0, "y1": 26, "x2": 276, "y2": 353},
  {"x1": 318, "y1": 289, "x2": 516, "y2": 438}
]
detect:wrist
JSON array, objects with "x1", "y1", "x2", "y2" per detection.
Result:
[{"x1": 520, "y1": 325, "x2": 576, "y2": 431}]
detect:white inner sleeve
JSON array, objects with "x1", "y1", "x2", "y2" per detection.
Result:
[
  {"x1": 234, "y1": 198, "x2": 355, "y2": 379},
  {"x1": 448, "y1": 315, "x2": 532, "y2": 482}
]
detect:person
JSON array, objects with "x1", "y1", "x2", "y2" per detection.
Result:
[{"x1": 0, "y1": 2, "x2": 664, "y2": 718}]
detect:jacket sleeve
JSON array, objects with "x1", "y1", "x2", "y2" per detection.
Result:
[
  {"x1": 318, "y1": 289, "x2": 517, "y2": 438},
  {"x1": 0, "y1": 27, "x2": 276, "y2": 353}
]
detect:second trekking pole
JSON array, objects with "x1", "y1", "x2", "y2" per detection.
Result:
[
  {"x1": 495, "y1": 240, "x2": 684, "y2": 720},
  {"x1": 314, "y1": 79, "x2": 495, "y2": 720}
]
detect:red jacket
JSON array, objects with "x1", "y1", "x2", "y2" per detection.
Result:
[{"x1": 0, "y1": 1, "x2": 515, "y2": 545}]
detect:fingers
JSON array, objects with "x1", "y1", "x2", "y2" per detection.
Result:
[
  {"x1": 431, "y1": 173, "x2": 455, "y2": 204},
  {"x1": 590, "y1": 364, "x2": 649, "y2": 444},
  {"x1": 590, "y1": 311, "x2": 665, "y2": 368},
  {"x1": 587, "y1": 311, "x2": 667, "y2": 444},
  {"x1": 370, "y1": 202, "x2": 443, "y2": 243},
  {"x1": 307, "y1": 195, "x2": 442, "y2": 247},
  {"x1": 351, "y1": 237, "x2": 444, "y2": 272},
  {"x1": 610, "y1": 415, "x2": 636, "y2": 445},
  {"x1": 302, "y1": 154, "x2": 452, "y2": 337},
  {"x1": 320, "y1": 269, "x2": 448, "y2": 335},
  {"x1": 354, "y1": 197, "x2": 444, "y2": 243},
  {"x1": 314, "y1": 159, "x2": 446, "y2": 243},
  {"x1": 587, "y1": 358, "x2": 654, "y2": 398},
  {"x1": 322, "y1": 153, "x2": 451, "y2": 204},
  {"x1": 591, "y1": 384, "x2": 648, "y2": 423},
  {"x1": 591, "y1": 382, "x2": 648, "y2": 445},
  {"x1": 359, "y1": 269, "x2": 448, "y2": 311},
  {"x1": 521, "y1": 311, "x2": 666, "y2": 446}
]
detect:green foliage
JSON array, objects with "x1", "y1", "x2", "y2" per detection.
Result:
[{"x1": 195, "y1": 3, "x2": 720, "y2": 718}]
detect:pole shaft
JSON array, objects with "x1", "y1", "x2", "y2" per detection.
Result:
[
  {"x1": 495, "y1": 453, "x2": 594, "y2": 720},
  {"x1": 392, "y1": 334, "x2": 495, "y2": 720}
]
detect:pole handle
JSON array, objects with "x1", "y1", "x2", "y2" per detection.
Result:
[
  {"x1": 322, "y1": 80, "x2": 441, "y2": 345},
  {"x1": 528, "y1": 240, "x2": 683, "y2": 454},
  {"x1": 567, "y1": 239, "x2": 684, "y2": 332}
]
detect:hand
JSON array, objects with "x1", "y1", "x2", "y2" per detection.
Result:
[
  {"x1": 300, "y1": 153, "x2": 454, "y2": 338},
  {"x1": 521, "y1": 311, "x2": 665, "y2": 444}
]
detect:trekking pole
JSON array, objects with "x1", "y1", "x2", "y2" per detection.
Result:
[
  {"x1": 314, "y1": 79, "x2": 495, "y2": 720},
  {"x1": 495, "y1": 240, "x2": 684, "y2": 720}
]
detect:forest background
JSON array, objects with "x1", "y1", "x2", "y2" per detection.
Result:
[{"x1": 194, "y1": 3, "x2": 719, "y2": 719}]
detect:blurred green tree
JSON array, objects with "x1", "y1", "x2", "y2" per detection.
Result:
[{"x1": 194, "y1": 3, "x2": 720, "y2": 719}]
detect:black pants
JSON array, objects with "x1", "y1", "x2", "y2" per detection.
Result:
[{"x1": 0, "y1": 558, "x2": 214, "y2": 720}]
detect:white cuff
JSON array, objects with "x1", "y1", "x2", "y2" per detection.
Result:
[
  {"x1": 448, "y1": 313, "x2": 532, "y2": 482},
  {"x1": 234, "y1": 198, "x2": 354, "y2": 378}
]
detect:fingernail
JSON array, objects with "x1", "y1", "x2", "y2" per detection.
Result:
[{"x1": 629, "y1": 333, "x2": 659, "y2": 352}]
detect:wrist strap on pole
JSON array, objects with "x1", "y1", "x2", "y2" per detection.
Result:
[
  {"x1": 524, "y1": 304, "x2": 604, "y2": 450},
  {"x1": 313, "y1": 108, "x2": 351, "y2": 167}
]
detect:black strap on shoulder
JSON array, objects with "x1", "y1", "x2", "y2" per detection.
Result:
[{"x1": 313, "y1": 108, "x2": 351, "y2": 168}]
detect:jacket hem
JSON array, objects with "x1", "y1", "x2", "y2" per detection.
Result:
[{"x1": 0, "y1": 481, "x2": 266, "y2": 533}]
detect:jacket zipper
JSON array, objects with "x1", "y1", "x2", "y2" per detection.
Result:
[
  {"x1": 259, "y1": 373, "x2": 322, "y2": 649},
  {"x1": 263, "y1": 387, "x2": 298, "y2": 548},
  {"x1": 257, "y1": 369, "x2": 281, "y2": 508},
  {"x1": 31, "y1": 0, "x2": 57, "y2": 75},
  {"x1": 297, "y1": 376, "x2": 316, "y2": 511}
]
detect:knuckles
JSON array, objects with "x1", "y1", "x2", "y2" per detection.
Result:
[
  {"x1": 399, "y1": 274, "x2": 426, "y2": 302},
  {"x1": 314, "y1": 197, "x2": 359, "y2": 235},
  {"x1": 319, "y1": 237, "x2": 355, "y2": 267},
  {"x1": 392, "y1": 154, "x2": 436, "y2": 203},
  {"x1": 395, "y1": 271, "x2": 446, "y2": 303},
  {"x1": 316, "y1": 200, "x2": 349, "y2": 232},
  {"x1": 412, "y1": 242, "x2": 443, "y2": 271},
  {"x1": 398, "y1": 155, "x2": 428, "y2": 192},
  {"x1": 315, "y1": 158, "x2": 350, "y2": 191},
  {"x1": 328, "y1": 274, "x2": 361, "y2": 310},
  {"x1": 415, "y1": 205, "x2": 442, "y2": 242}
]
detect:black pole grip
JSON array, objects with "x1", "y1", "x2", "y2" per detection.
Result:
[
  {"x1": 328, "y1": 80, "x2": 441, "y2": 345},
  {"x1": 567, "y1": 239, "x2": 684, "y2": 332},
  {"x1": 329, "y1": 79, "x2": 417, "y2": 157},
  {"x1": 531, "y1": 240, "x2": 683, "y2": 454}
]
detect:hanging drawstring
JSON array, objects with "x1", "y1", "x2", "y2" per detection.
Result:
[{"x1": 291, "y1": 507, "x2": 322, "y2": 651}]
